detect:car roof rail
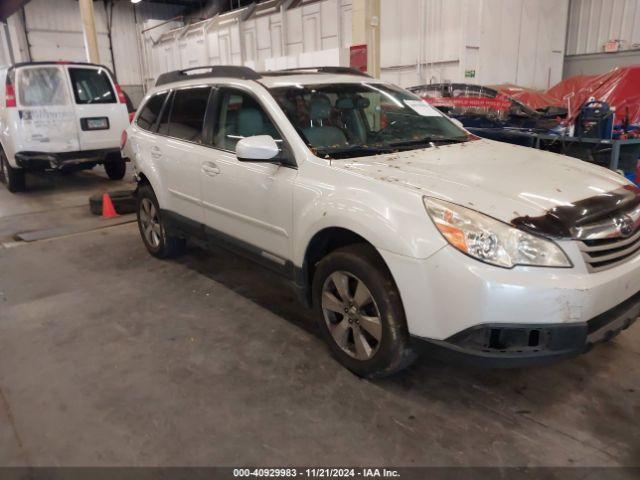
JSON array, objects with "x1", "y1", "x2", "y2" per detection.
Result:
[
  {"x1": 275, "y1": 66, "x2": 372, "y2": 78},
  {"x1": 155, "y1": 66, "x2": 261, "y2": 86}
]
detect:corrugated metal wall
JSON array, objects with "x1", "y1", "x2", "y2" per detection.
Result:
[
  {"x1": 11, "y1": 0, "x2": 181, "y2": 93},
  {"x1": 142, "y1": 0, "x2": 352, "y2": 87},
  {"x1": 380, "y1": 0, "x2": 569, "y2": 89},
  {"x1": 380, "y1": 0, "x2": 465, "y2": 87},
  {"x1": 566, "y1": 0, "x2": 640, "y2": 55},
  {"x1": 6, "y1": 0, "x2": 624, "y2": 95}
]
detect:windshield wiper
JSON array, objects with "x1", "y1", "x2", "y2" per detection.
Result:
[
  {"x1": 315, "y1": 145, "x2": 395, "y2": 159},
  {"x1": 388, "y1": 137, "x2": 467, "y2": 148}
]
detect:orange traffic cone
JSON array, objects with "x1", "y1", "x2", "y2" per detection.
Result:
[{"x1": 102, "y1": 192, "x2": 118, "y2": 218}]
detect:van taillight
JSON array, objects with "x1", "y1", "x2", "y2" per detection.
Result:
[
  {"x1": 121, "y1": 130, "x2": 128, "y2": 150},
  {"x1": 5, "y1": 83, "x2": 16, "y2": 108},
  {"x1": 115, "y1": 83, "x2": 126, "y2": 104}
]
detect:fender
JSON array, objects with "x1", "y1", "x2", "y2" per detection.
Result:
[{"x1": 292, "y1": 168, "x2": 448, "y2": 267}]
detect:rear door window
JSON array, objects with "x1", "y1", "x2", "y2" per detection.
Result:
[
  {"x1": 166, "y1": 87, "x2": 211, "y2": 143},
  {"x1": 68, "y1": 67, "x2": 116, "y2": 104},
  {"x1": 18, "y1": 67, "x2": 69, "y2": 106},
  {"x1": 136, "y1": 92, "x2": 168, "y2": 131}
]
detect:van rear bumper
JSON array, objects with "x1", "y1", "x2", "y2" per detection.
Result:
[{"x1": 15, "y1": 149, "x2": 123, "y2": 170}]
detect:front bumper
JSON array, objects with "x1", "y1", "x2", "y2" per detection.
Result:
[
  {"x1": 379, "y1": 242, "x2": 640, "y2": 340},
  {"x1": 15, "y1": 148, "x2": 123, "y2": 170},
  {"x1": 411, "y1": 289, "x2": 639, "y2": 367}
]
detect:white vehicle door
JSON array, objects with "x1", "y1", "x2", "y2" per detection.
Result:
[
  {"x1": 65, "y1": 65, "x2": 129, "y2": 151},
  {"x1": 200, "y1": 87, "x2": 295, "y2": 263},
  {"x1": 13, "y1": 65, "x2": 80, "y2": 153},
  {"x1": 152, "y1": 86, "x2": 212, "y2": 224}
]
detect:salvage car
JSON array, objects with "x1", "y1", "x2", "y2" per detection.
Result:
[
  {"x1": 122, "y1": 66, "x2": 639, "y2": 377},
  {"x1": 0, "y1": 61, "x2": 130, "y2": 192}
]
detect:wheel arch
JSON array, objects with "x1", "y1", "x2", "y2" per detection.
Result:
[
  {"x1": 134, "y1": 169, "x2": 168, "y2": 208},
  {"x1": 296, "y1": 226, "x2": 396, "y2": 308}
]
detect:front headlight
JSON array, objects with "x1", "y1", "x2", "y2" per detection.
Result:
[{"x1": 423, "y1": 197, "x2": 571, "y2": 268}]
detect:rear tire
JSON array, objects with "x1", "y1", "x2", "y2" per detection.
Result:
[
  {"x1": 312, "y1": 244, "x2": 416, "y2": 378},
  {"x1": 104, "y1": 154, "x2": 126, "y2": 180},
  {"x1": 136, "y1": 184, "x2": 185, "y2": 258},
  {"x1": 0, "y1": 150, "x2": 26, "y2": 193}
]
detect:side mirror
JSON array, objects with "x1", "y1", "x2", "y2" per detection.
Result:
[
  {"x1": 236, "y1": 135, "x2": 280, "y2": 162},
  {"x1": 450, "y1": 118, "x2": 465, "y2": 129}
]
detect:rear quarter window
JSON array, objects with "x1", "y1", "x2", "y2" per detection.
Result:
[
  {"x1": 17, "y1": 67, "x2": 69, "y2": 106},
  {"x1": 69, "y1": 68, "x2": 116, "y2": 104},
  {"x1": 136, "y1": 92, "x2": 168, "y2": 131}
]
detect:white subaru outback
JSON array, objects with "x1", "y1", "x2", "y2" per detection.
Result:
[{"x1": 122, "y1": 66, "x2": 640, "y2": 377}]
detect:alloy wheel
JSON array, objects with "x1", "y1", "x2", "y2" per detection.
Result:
[
  {"x1": 139, "y1": 198, "x2": 162, "y2": 248},
  {"x1": 321, "y1": 271, "x2": 383, "y2": 360}
]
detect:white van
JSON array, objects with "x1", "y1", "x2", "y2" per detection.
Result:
[{"x1": 0, "y1": 61, "x2": 130, "y2": 192}]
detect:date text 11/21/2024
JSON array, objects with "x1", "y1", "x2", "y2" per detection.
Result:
[{"x1": 232, "y1": 468, "x2": 401, "y2": 478}]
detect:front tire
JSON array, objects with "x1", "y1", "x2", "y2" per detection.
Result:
[
  {"x1": 0, "y1": 150, "x2": 26, "y2": 193},
  {"x1": 136, "y1": 184, "x2": 185, "y2": 258},
  {"x1": 104, "y1": 154, "x2": 126, "y2": 180},
  {"x1": 312, "y1": 244, "x2": 416, "y2": 378}
]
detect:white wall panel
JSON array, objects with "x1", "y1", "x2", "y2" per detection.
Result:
[
  {"x1": 476, "y1": 0, "x2": 567, "y2": 88},
  {"x1": 381, "y1": 0, "x2": 568, "y2": 89},
  {"x1": 566, "y1": 0, "x2": 640, "y2": 54},
  {"x1": 142, "y1": 0, "x2": 352, "y2": 83},
  {"x1": 111, "y1": 1, "x2": 181, "y2": 87},
  {"x1": 9, "y1": 0, "x2": 180, "y2": 92}
]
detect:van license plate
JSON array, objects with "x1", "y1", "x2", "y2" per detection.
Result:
[{"x1": 82, "y1": 117, "x2": 110, "y2": 131}]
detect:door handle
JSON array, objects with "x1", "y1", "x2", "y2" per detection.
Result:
[{"x1": 201, "y1": 161, "x2": 220, "y2": 176}]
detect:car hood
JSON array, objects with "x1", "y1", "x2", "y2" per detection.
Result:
[{"x1": 331, "y1": 139, "x2": 638, "y2": 236}]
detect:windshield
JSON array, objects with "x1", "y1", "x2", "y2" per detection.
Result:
[{"x1": 269, "y1": 82, "x2": 470, "y2": 158}]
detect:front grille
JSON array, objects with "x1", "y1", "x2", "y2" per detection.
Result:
[{"x1": 579, "y1": 227, "x2": 640, "y2": 272}]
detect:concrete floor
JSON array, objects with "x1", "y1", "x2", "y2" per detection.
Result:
[{"x1": 0, "y1": 167, "x2": 638, "y2": 468}]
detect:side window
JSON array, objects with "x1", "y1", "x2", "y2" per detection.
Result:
[
  {"x1": 136, "y1": 92, "x2": 167, "y2": 131},
  {"x1": 212, "y1": 88, "x2": 281, "y2": 151},
  {"x1": 166, "y1": 87, "x2": 210, "y2": 143}
]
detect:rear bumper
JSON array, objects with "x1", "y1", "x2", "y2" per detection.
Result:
[
  {"x1": 15, "y1": 149, "x2": 124, "y2": 170},
  {"x1": 412, "y1": 289, "x2": 640, "y2": 368}
]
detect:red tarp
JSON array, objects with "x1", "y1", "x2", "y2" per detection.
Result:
[
  {"x1": 553, "y1": 67, "x2": 640, "y2": 125},
  {"x1": 491, "y1": 67, "x2": 640, "y2": 125},
  {"x1": 545, "y1": 75, "x2": 597, "y2": 103},
  {"x1": 489, "y1": 83, "x2": 564, "y2": 110}
]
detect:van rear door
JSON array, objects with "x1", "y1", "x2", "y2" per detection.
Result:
[
  {"x1": 66, "y1": 65, "x2": 129, "y2": 151},
  {"x1": 15, "y1": 65, "x2": 80, "y2": 153}
]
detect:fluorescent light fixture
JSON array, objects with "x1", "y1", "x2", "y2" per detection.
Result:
[{"x1": 131, "y1": 0, "x2": 142, "y2": 4}]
